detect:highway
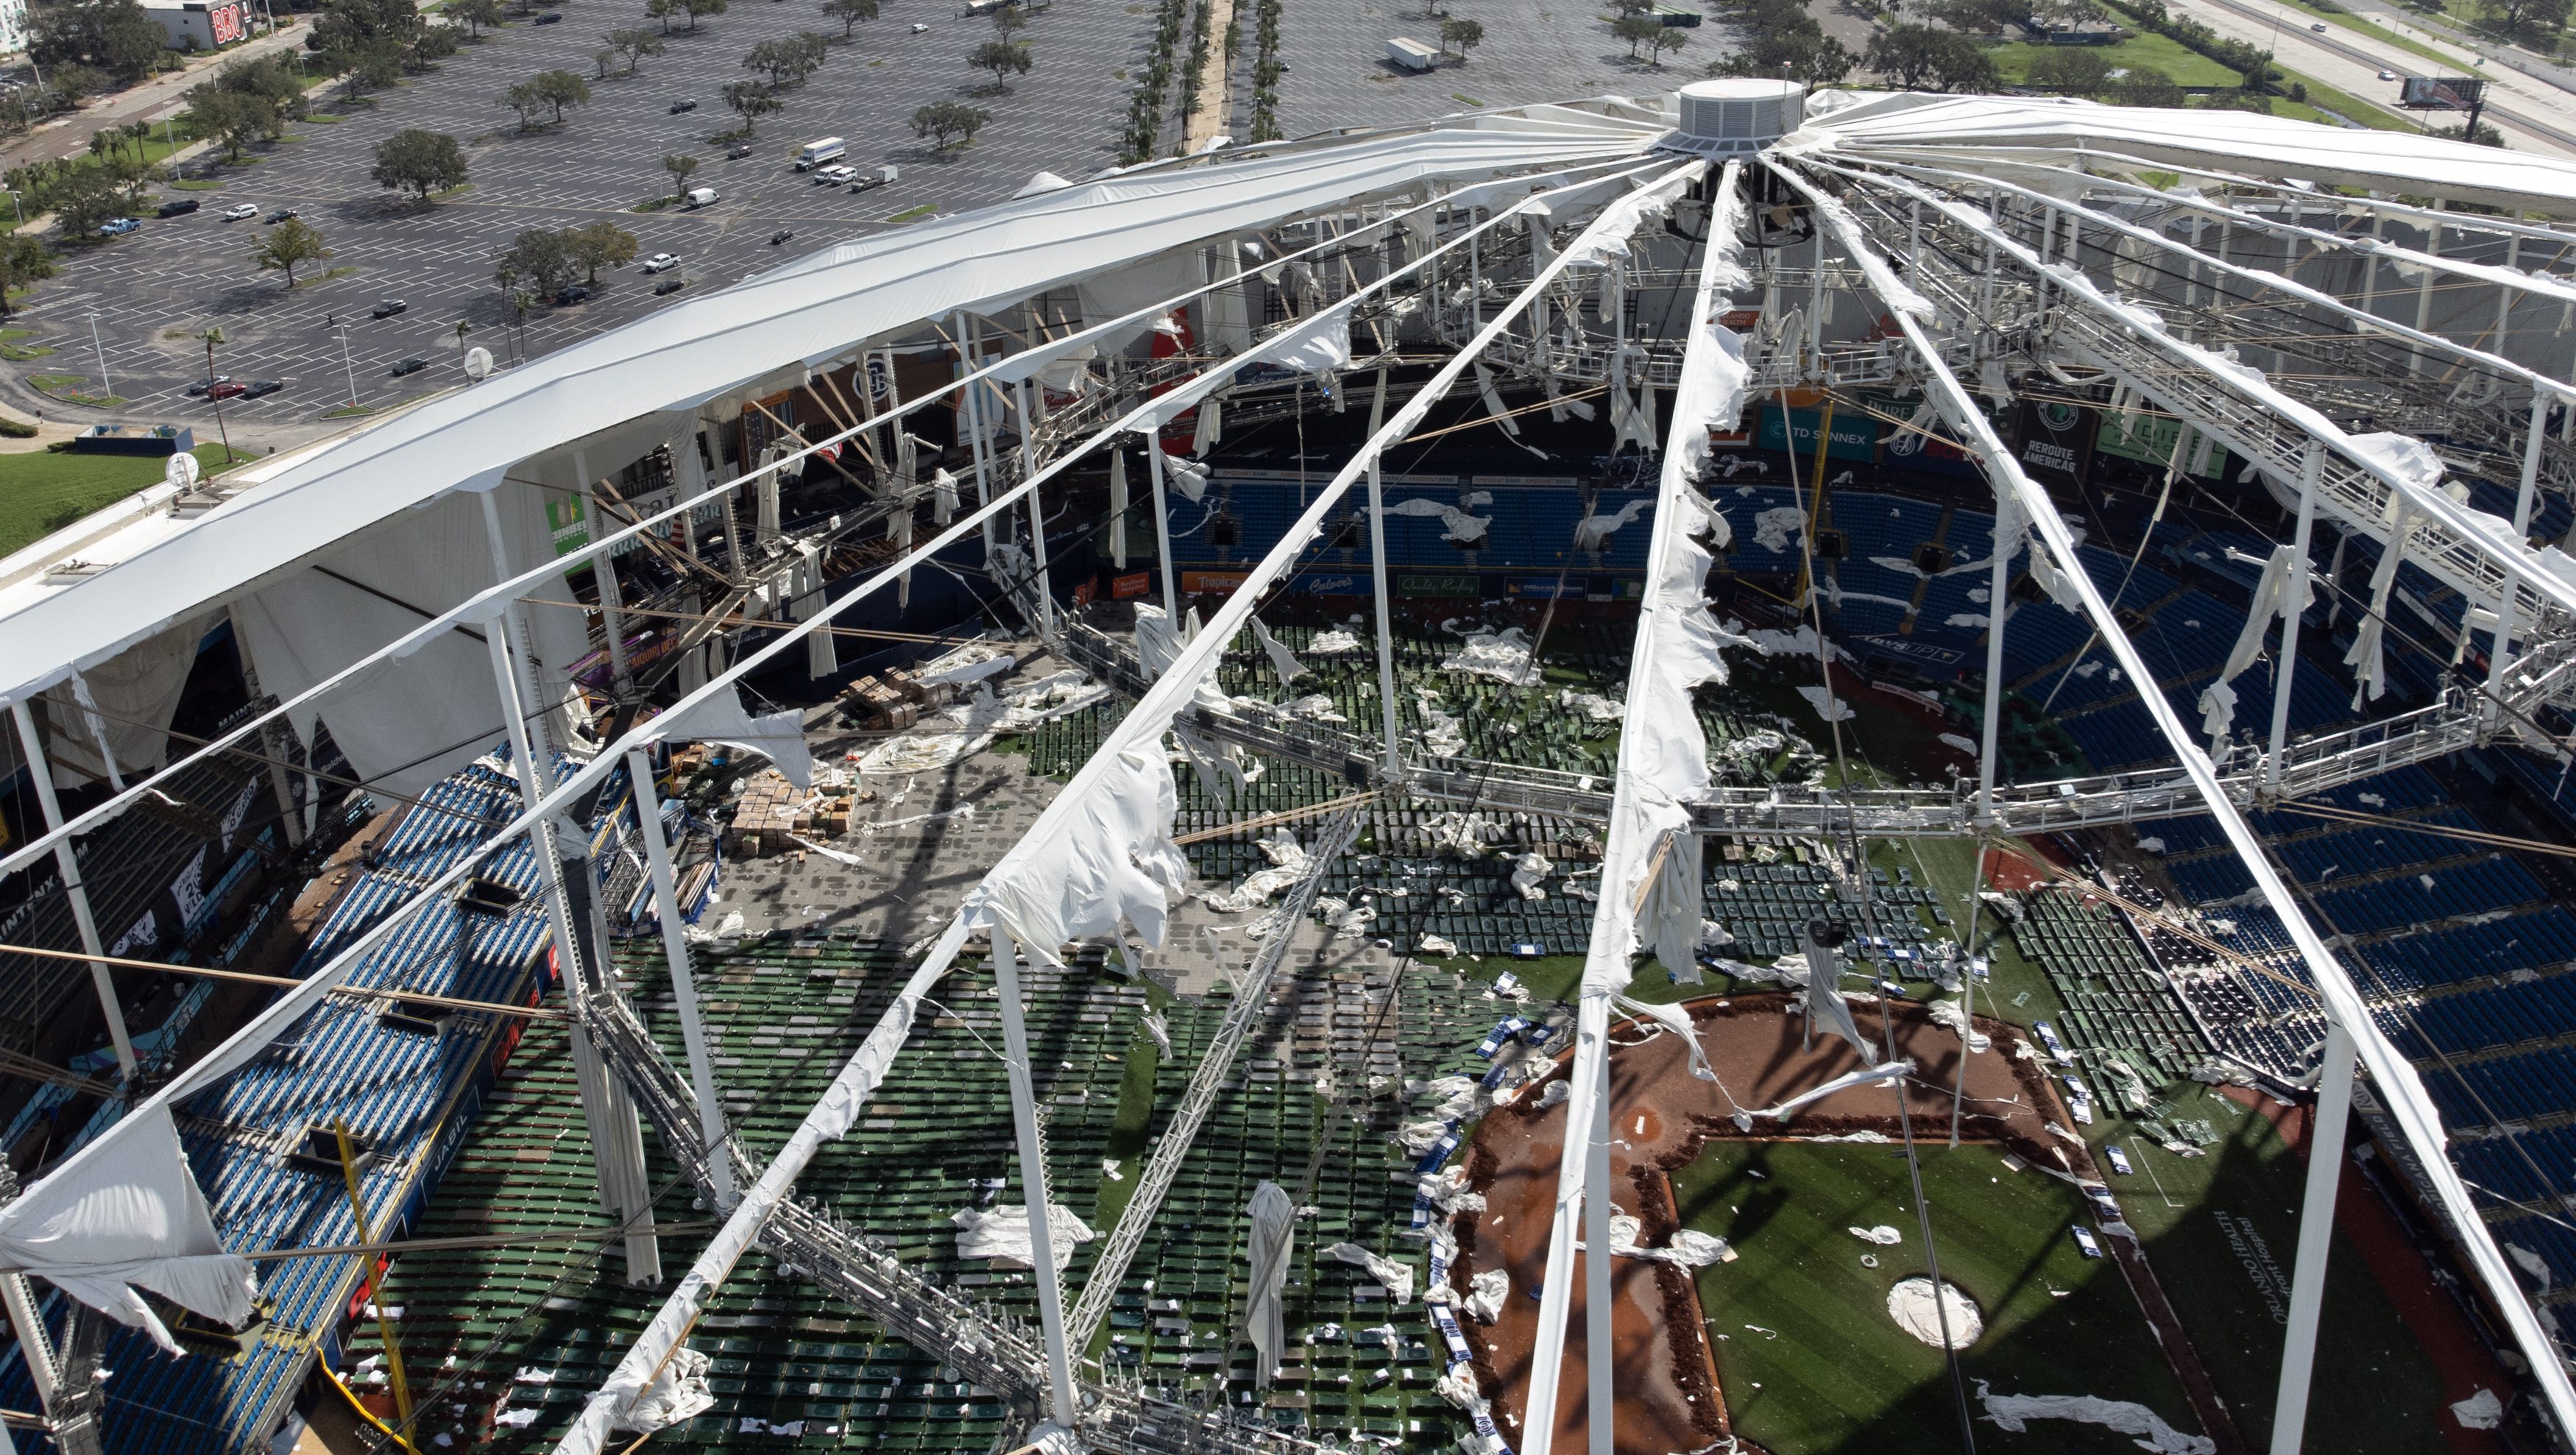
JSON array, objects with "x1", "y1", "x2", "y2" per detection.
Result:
[{"x1": 2159, "y1": 0, "x2": 2576, "y2": 157}]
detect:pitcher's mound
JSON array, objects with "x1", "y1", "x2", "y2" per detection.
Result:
[{"x1": 1886, "y1": 1276, "x2": 1983, "y2": 1348}]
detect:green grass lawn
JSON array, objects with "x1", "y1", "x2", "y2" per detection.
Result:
[
  {"x1": 2276, "y1": 66, "x2": 2421, "y2": 130},
  {"x1": 1674, "y1": 1140, "x2": 2194, "y2": 1453},
  {"x1": 0, "y1": 442, "x2": 244, "y2": 558},
  {"x1": 1987, "y1": 31, "x2": 2243, "y2": 87}
]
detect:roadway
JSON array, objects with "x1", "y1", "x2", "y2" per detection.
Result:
[
  {"x1": 2159, "y1": 0, "x2": 2576, "y2": 157},
  {"x1": 1, "y1": 19, "x2": 319, "y2": 171}
]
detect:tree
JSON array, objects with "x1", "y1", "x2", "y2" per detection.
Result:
[
  {"x1": 30, "y1": 0, "x2": 169, "y2": 84},
  {"x1": 2025, "y1": 45, "x2": 2112, "y2": 93},
  {"x1": 1864, "y1": 22, "x2": 1994, "y2": 90},
  {"x1": 609, "y1": 25, "x2": 665, "y2": 70},
  {"x1": 1439, "y1": 15, "x2": 1482, "y2": 57},
  {"x1": 452, "y1": 0, "x2": 505, "y2": 35},
  {"x1": 371, "y1": 128, "x2": 470, "y2": 202},
  {"x1": 563, "y1": 219, "x2": 638, "y2": 282},
  {"x1": 820, "y1": 0, "x2": 877, "y2": 35},
  {"x1": 1644, "y1": 20, "x2": 1685, "y2": 64},
  {"x1": 2112, "y1": 64, "x2": 2184, "y2": 107},
  {"x1": 909, "y1": 99, "x2": 988, "y2": 147},
  {"x1": 408, "y1": 22, "x2": 459, "y2": 68},
  {"x1": 721, "y1": 79, "x2": 778, "y2": 131},
  {"x1": 533, "y1": 67, "x2": 592, "y2": 121},
  {"x1": 188, "y1": 88, "x2": 281, "y2": 160},
  {"x1": 494, "y1": 226, "x2": 575, "y2": 295},
  {"x1": 503, "y1": 77, "x2": 543, "y2": 127},
  {"x1": 50, "y1": 165, "x2": 139, "y2": 238},
  {"x1": 662, "y1": 151, "x2": 699, "y2": 197},
  {"x1": 1611, "y1": 13, "x2": 1660, "y2": 56},
  {"x1": 645, "y1": 0, "x2": 677, "y2": 30},
  {"x1": 45, "y1": 63, "x2": 113, "y2": 104},
  {"x1": 311, "y1": 0, "x2": 425, "y2": 63},
  {"x1": 679, "y1": 0, "x2": 726, "y2": 29},
  {"x1": 329, "y1": 38, "x2": 407, "y2": 100},
  {"x1": 1706, "y1": 0, "x2": 1854, "y2": 82},
  {"x1": 990, "y1": 2, "x2": 1025, "y2": 33},
  {"x1": 595, "y1": 44, "x2": 615, "y2": 77},
  {"x1": 743, "y1": 33, "x2": 824, "y2": 84},
  {"x1": 0, "y1": 237, "x2": 58, "y2": 317},
  {"x1": 969, "y1": 38, "x2": 1030, "y2": 90},
  {"x1": 251, "y1": 216, "x2": 330, "y2": 286}
]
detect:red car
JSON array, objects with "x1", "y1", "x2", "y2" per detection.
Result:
[{"x1": 205, "y1": 380, "x2": 248, "y2": 399}]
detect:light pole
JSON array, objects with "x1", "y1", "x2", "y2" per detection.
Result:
[
  {"x1": 200, "y1": 327, "x2": 233, "y2": 460},
  {"x1": 4, "y1": 188, "x2": 21, "y2": 227},
  {"x1": 335, "y1": 320, "x2": 355, "y2": 406},
  {"x1": 88, "y1": 312, "x2": 109, "y2": 397}
]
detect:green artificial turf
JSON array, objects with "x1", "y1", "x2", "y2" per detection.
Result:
[
  {"x1": 1094, "y1": 1025, "x2": 1164, "y2": 1234},
  {"x1": 2086, "y1": 1084, "x2": 2452, "y2": 1452},
  {"x1": 0, "y1": 442, "x2": 242, "y2": 558},
  {"x1": 1675, "y1": 1139, "x2": 2193, "y2": 1454}
]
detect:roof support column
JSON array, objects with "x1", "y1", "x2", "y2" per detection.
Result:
[
  {"x1": 626, "y1": 746, "x2": 737, "y2": 1211},
  {"x1": 2360, "y1": 205, "x2": 2383, "y2": 319},
  {"x1": 1014, "y1": 378, "x2": 1055, "y2": 630},
  {"x1": 2269, "y1": 1021, "x2": 2356, "y2": 1455},
  {"x1": 480, "y1": 489, "x2": 658, "y2": 1279},
  {"x1": 958, "y1": 314, "x2": 1000, "y2": 556},
  {"x1": 227, "y1": 619, "x2": 308, "y2": 849},
  {"x1": 1365, "y1": 375, "x2": 1402, "y2": 777},
  {"x1": 2485, "y1": 390, "x2": 2551, "y2": 730},
  {"x1": 573, "y1": 449, "x2": 633, "y2": 701},
  {"x1": 10, "y1": 701, "x2": 135, "y2": 1079},
  {"x1": 2265, "y1": 445, "x2": 2321, "y2": 797},
  {"x1": 1147, "y1": 434, "x2": 1179, "y2": 620},
  {"x1": 2413, "y1": 202, "x2": 2443, "y2": 376},
  {"x1": 991, "y1": 922, "x2": 1079, "y2": 1429}
]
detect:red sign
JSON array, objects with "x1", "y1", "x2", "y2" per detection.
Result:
[
  {"x1": 209, "y1": 1, "x2": 244, "y2": 44},
  {"x1": 1111, "y1": 571, "x2": 1152, "y2": 600},
  {"x1": 1069, "y1": 577, "x2": 1097, "y2": 607},
  {"x1": 1719, "y1": 308, "x2": 1761, "y2": 330},
  {"x1": 1181, "y1": 570, "x2": 1248, "y2": 595}
]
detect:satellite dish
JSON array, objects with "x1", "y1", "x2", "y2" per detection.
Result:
[
  {"x1": 163, "y1": 450, "x2": 200, "y2": 490},
  {"x1": 464, "y1": 347, "x2": 494, "y2": 381}
]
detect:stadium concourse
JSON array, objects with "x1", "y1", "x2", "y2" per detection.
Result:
[{"x1": 5, "y1": 74, "x2": 2576, "y2": 1455}]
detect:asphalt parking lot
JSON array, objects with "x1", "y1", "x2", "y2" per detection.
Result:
[
  {"x1": 5, "y1": 0, "x2": 1159, "y2": 428},
  {"x1": 5, "y1": 0, "x2": 1716, "y2": 436}
]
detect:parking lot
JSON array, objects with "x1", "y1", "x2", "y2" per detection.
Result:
[
  {"x1": 5, "y1": 0, "x2": 1160, "y2": 428},
  {"x1": 5, "y1": 0, "x2": 1720, "y2": 435}
]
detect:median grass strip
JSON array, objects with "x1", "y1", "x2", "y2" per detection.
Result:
[
  {"x1": 1988, "y1": 31, "x2": 2242, "y2": 87},
  {"x1": 0, "y1": 442, "x2": 244, "y2": 557}
]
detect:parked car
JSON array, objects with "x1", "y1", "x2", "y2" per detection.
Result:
[
  {"x1": 640, "y1": 252, "x2": 680, "y2": 273},
  {"x1": 653, "y1": 277, "x2": 685, "y2": 295},
  {"x1": 534, "y1": 10, "x2": 563, "y2": 19},
  {"x1": 554, "y1": 284, "x2": 592, "y2": 305},
  {"x1": 98, "y1": 217, "x2": 140, "y2": 236},
  {"x1": 726, "y1": 141, "x2": 755, "y2": 158},
  {"x1": 372, "y1": 299, "x2": 408, "y2": 319},
  {"x1": 390, "y1": 357, "x2": 428, "y2": 376},
  {"x1": 205, "y1": 380, "x2": 249, "y2": 398},
  {"x1": 769, "y1": 227, "x2": 793, "y2": 244},
  {"x1": 668, "y1": 97, "x2": 698, "y2": 113},
  {"x1": 265, "y1": 207, "x2": 299, "y2": 223},
  {"x1": 910, "y1": 21, "x2": 928, "y2": 30},
  {"x1": 185, "y1": 375, "x2": 233, "y2": 397},
  {"x1": 244, "y1": 379, "x2": 285, "y2": 398},
  {"x1": 156, "y1": 199, "x2": 201, "y2": 218},
  {"x1": 222, "y1": 202, "x2": 258, "y2": 221}
]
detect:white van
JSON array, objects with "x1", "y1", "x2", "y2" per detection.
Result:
[
  {"x1": 795, "y1": 137, "x2": 847, "y2": 170},
  {"x1": 684, "y1": 186, "x2": 718, "y2": 208}
]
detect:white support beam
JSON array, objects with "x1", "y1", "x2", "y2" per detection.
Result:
[
  {"x1": 991, "y1": 924, "x2": 1078, "y2": 1429},
  {"x1": 626, "y1": 746, "x2": 738, "y2": 1212},
  {"x1": 2271, "y1": 1022, "x2": 2357, "y2": 1455},
  {"x1": 9, "y1": 701, "x2": 135, "y2": 1080},
  {"x1": 2266, "y1": 446, "x2": 2321, "y2": 795},
  {"x1": 1783, "y1": 156, "x2": 2576, "y2": 1434}
]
